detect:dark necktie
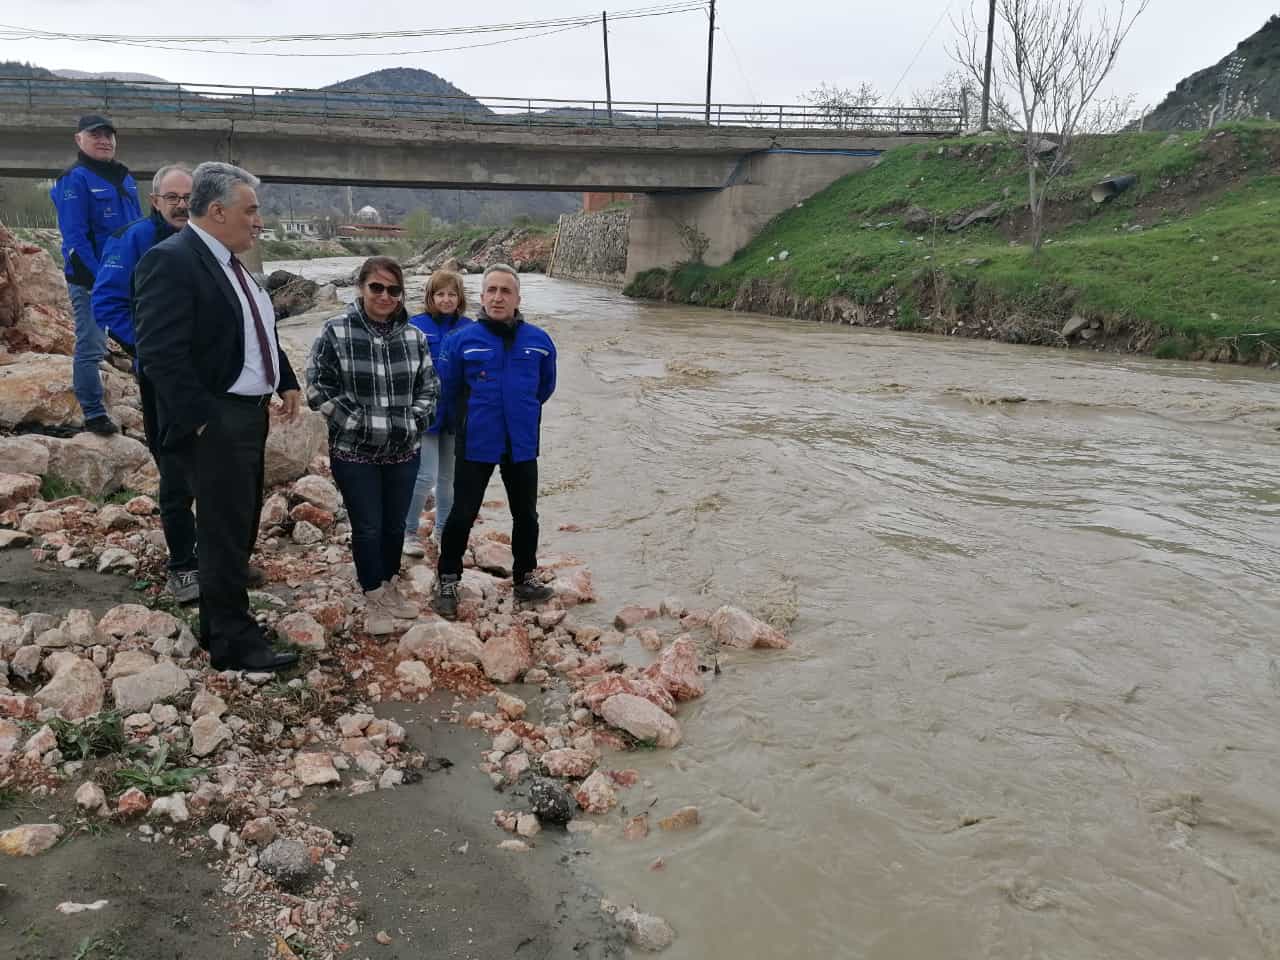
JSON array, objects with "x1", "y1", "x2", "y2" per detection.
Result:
[{"x1": 228, "y1": 255, "x2": 277, "y2": 388}]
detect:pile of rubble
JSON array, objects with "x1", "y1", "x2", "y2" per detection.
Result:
[{"x1": 0, "y1": 425, "x2": 792, "y2": 954}]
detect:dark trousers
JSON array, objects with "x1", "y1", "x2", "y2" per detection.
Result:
[
  {"x1": 330, "y1": 453, "x2": 420, "y2": 592},
  {"x1": 157, "y1": 449, "x2": 197, "y2": 573},
  {"x1": 180, "y1": 395, "x2": 269, "y2": 663},
  {"x1": 139, "y1": 371, "x2": 197, "y2": 573},
  {"x1": 439, "y1": 457, "x2": 539, "y2": 580}
]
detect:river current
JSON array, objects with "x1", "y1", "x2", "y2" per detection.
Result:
[{"x1": 273, "y1": 259, "x2": 1280, "y2": 959}]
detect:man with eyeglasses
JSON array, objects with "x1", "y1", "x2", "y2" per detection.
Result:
[
  {"x1": 92, "y1": 164, "x2": 200, "y2": 603},
  {"x1": 50, "y1": 114, "x2": 142, "y2": 436}
]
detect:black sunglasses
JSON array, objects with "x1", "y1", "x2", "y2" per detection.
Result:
[{"x1": 366, "y1": 282, "x2": 403, "y2": 297}]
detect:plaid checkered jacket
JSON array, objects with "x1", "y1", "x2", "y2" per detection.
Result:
[{"x1": 305, "y1": 300, "x2": 439, "y2": 461}]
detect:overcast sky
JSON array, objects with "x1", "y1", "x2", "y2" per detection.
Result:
[{"x1": 2, "y1": 1, "x2": 1276, "y2": 111}]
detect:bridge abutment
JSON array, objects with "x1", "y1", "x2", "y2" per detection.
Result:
[{"x1": 624, "y1": 149, "x2": 883, "y2": 282}]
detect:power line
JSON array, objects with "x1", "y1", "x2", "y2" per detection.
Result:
[
  {"x1": 37, "y1": 23, "x2": 596, "y2": 59},
  {"x1": 718, "y1": 25, "x2": 757, "y2": 106},
  {"x1": 887, "y1": 0, "x2": 953, "y2": 101},
  {"x1": 0, "y1": 2, "x2": 704, "y2": 44}
]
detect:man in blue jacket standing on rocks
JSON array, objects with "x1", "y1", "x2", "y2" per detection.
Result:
[
  {"x1": 50, "y1": 115, "x2": 141, "y2": 436},
  {"x1": 92, "y1": 164, "x2": 199, "y2": 603},
  {"x1": 433, "y1": 263, "x2": 556, "y2": 619}
]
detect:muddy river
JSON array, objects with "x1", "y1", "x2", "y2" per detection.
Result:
[{"x1": 273, "y1": 259, "x2": 1280, "y2": 959}]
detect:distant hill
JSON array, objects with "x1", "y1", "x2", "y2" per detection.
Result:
[
  {"x1": 259, "y1": 68, "x2": 575, "y2": 224},
  {"x1": 313, "y1": 67, "x2": 491, "y2": 120},
  {"x1": 0, "y1": 61, "x2": 57, "y2": 79},
  {"x1": 1142, "y1": 15, "x2": 1280, "y2": 130},
  {"x1": 53, "y1": 69, "x2": 168, "y2": 83}
]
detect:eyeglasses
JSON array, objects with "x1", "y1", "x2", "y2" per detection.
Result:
[
  {"x1": 157, "y1": 193, "x2": 191, "y2": 204},
  {"x1": 366, "y1": 282, "x2": 403, "y2": 297}
]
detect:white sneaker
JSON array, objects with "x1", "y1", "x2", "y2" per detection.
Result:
[
  {"x1": 402, "y1": 535, "x2": 426, "y2": 559},
  {"x1": 380, "y1": 578, "x2": 419, "y2": 619}
]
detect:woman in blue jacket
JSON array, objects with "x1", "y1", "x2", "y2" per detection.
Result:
[
  {"x1": 50, "y1": 115, "x2": 141, "y2": 435},
  {"x1": 402, "y1": 269, "x2": 473, "y2": 557}
]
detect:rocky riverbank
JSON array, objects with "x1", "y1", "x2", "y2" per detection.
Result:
[{"x1": 0, "y1": 221, "x2": 792, "y2": 957}]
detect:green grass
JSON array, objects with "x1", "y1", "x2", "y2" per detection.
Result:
[
  {"x1": 39, "y1": 474, "x2": 84, "y2": 501},
  {"x1": 113, "y1": 744, "x2": 207, "y2": 798},
  {"x1": 625, "y1": 125, "x2": 1280, "y2": 356},
  {"x1": 39, "y1": 477, "x2": 144, "y2": 507},
  {"x1": 48, "y1": 711, "x2": 130, "y2": 761}
]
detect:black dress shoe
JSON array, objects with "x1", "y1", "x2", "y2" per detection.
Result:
[{"x1": 210, "y1": 647, "x2": 298, "y2": 672}]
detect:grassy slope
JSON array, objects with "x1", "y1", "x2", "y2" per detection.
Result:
[{"x1": 627, "y1": 124, "x2": 1280, "y2": 361}]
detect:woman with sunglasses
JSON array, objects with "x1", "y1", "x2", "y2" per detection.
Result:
[{"x1": 306, "y1": 257, "x2": 437, "y2": 635}]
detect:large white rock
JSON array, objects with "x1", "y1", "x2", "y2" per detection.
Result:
[
  {"x1": 264, "y1": 408, "x2": 327, "y2": 488},
  {"x1": 708, "y1": 605, "x2": 791, "y2": 650},
  {"x1": 599, "y1": 693, "x2": 682, "y2": 748},
  {"x1": 111, "y1": 660, "x2": 189, "y2": 713},
  {"x1": 396, "y1": 619, "x2": 484, "y2": 664},
  {"x1": 25, "y1": 431, "x2": 150, "y2": 497},
  {"x1": 189, "y1": 714, "x2": 231, "y2": 758},
  {"x1": 275, "y1": 612, "x2": 326, "y2": 651},
  {"x1": 34, "y1": 657, "x2": 104, "y2": 721},
  {"x1": 0, "y1": 823, "x2": 64, "y2": 857},
  {"x1": 294, "y1": 752, "x2": 340, "y2": 786},
  {"x1": 0, "y1": 473, "x2": 39, "y2": 512},
  {"x1": 290, "y1": 474, "x2": 340, "y2": 513},
  {"x1": 104, "y1": 649, "x2": 156, "y2": 680},
  {"x1": 61, "y1": 609, "x2": 103, "y2": 647}
]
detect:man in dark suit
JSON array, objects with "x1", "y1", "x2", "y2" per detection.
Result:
[{"x1": 133, "y1": 161, "x2": 300, "y2": 673}]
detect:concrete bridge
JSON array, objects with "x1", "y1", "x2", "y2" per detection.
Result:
[{"x1": 0, "y1": 77, "x2": 958, "y2": 279}]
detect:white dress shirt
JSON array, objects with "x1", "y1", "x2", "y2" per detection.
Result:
[{"x1": 188, "y1": 222, "x2": 280, "y2": 396}]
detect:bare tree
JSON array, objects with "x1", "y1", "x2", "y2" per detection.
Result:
[
  {"x1": 953, "y1": 0, "x2": 1150, "y2": 253},
  {"x1": 804, "y1": 81, "x2": 881, "y2": 130},
  {"x1": 901, "y1": 69, "x2": 982, "y2": 132}
]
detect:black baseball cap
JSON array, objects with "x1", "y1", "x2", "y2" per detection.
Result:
[{"x1": 76, "y1": 115, "x2": 116, "y2": 134}]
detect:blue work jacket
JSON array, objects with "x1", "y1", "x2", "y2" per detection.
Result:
[
  {"x1": 50, "y1": 154, "x2": 141, "y2": 287},
  {"x1": 92, "y1": 212, "x2": 178, "y2": 353},
  {"x1": 437, "y1": 311, "x2": 556, "y2": 464}
]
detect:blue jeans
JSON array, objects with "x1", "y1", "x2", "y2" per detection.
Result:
[
  {"x1": 68, "y1": 282, "x2": 108, "y2": 421},
  {"x1": 405, "y1": 431, "x2": 456, "y2": 538},
  {"x1": 331, "y1": 452, "x2": 421, "y2": 592}
]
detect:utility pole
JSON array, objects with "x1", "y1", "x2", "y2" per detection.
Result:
[
  {"x1": 704, "y1": 0, "x2": 716, "y2": 125},
  {"x1": 602, "y1": 11, "x2": 613, "y2": 123},
  {"x1": 980, "y1": 0, "x2": 996, "y2": 129}
]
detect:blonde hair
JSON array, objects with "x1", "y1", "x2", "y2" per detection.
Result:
[{"x1": 425, "y1": 269, "x2": 467, "y2": 317}]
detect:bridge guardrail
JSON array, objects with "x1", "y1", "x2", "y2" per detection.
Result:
[{"x1": 0, "y1": 76, "x2": 964, "y2": 135}]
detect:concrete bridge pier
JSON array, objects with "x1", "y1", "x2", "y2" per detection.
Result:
[{"x1": 624, "y1": 148, "x2": 884, "y2": 282}]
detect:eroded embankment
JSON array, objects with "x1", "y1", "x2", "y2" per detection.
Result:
[{"x1": 626, "y1": 126, "x2": 1280, "y2": 365}]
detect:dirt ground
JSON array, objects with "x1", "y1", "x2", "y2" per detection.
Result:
[
  {"x1": 317, "y1": 698, "x2": 621, "y2": 960},
  {"x1": 0, "y1": 550, "x2": 146, "y2": 619},
  {"x1": 0, "y1": 554, "x2": 621, "y2": 960}
]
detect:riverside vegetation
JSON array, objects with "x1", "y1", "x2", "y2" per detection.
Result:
[{"x1": 626, "y1": 124, "x2": 1280, "y2": 364}]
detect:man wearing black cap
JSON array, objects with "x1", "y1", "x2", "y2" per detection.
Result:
[{"x1": 50, "y1": 115, "x2": 141, "y2": 435}]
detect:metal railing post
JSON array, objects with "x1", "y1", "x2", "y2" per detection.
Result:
[
  {"x1": 177, "y1": 84, "x2": 183, "y2": 119},
  {"x1": 251, "y1": 87, "x2": 257, "y2": 119},
  {"x1": 26, "y1": 78, "x2": 32, "y2": 110},
  {"x1": 527, "y1": 99, "x2": 532, "y2": 124}
]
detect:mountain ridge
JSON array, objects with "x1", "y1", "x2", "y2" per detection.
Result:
[{"x1": 1143, "y1": 15, "x2": 1280, "y2": 129}]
